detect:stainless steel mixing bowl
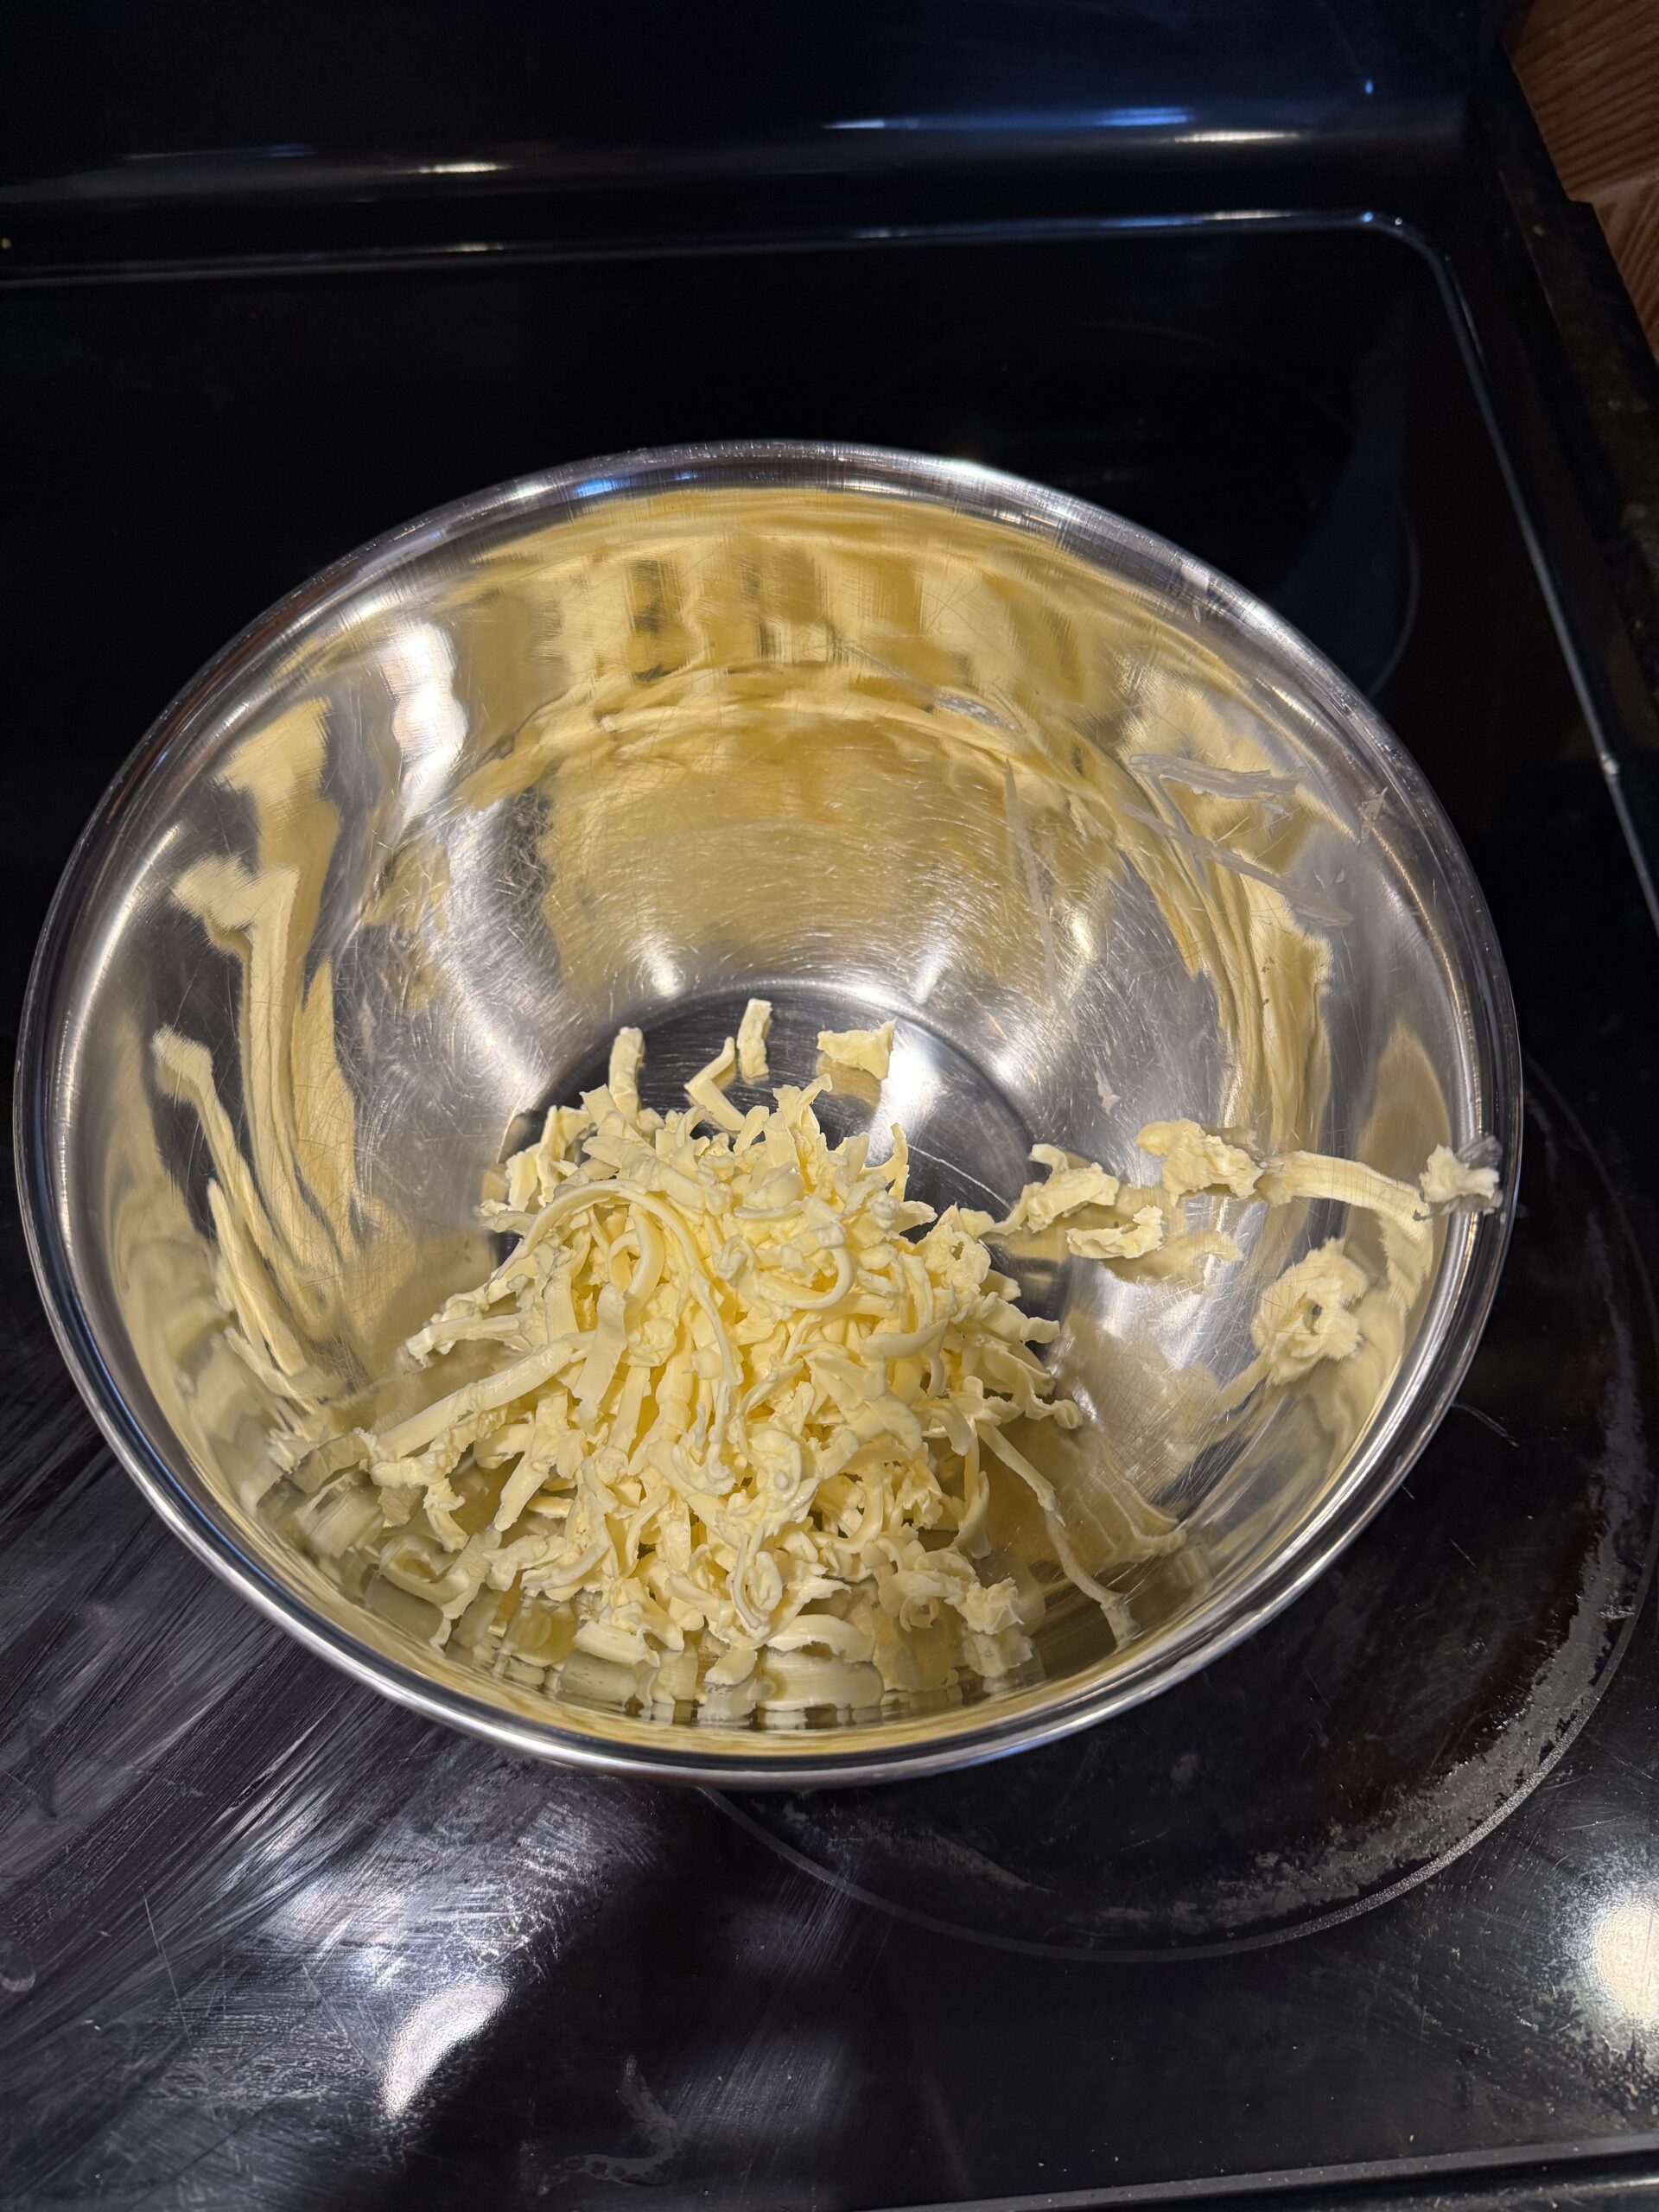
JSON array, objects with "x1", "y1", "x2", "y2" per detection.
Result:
[{"x1": 15, "y1": 441, "x2": 1519, "y2": 1784}]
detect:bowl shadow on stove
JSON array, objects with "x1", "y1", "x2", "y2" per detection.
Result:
[{"x1": 346, "y1": 1784, "x2": 926, "y2": 2208}]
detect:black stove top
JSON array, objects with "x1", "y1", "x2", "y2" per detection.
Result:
[{"x1": 5, "y1": 23, "x2": 1659, "y2": 2207}]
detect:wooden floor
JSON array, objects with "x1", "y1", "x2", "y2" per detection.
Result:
[{"x1": 1511, "y1": 0, "x2": 1659, "y2": 354}]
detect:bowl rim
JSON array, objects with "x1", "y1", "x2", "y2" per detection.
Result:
[{"x1": 12, "y1": 436, "x2": 1522, "y2": 1786}]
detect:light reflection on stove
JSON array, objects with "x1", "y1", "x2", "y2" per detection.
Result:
[
  {"x1": 383, "y1": 1976, "x2": 505, "y2": 2117},
  {"x1": 1590, "y1": 1896, "x2": 1659, "y2": 2028}
]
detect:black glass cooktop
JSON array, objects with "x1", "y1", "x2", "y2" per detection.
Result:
[{"x1": 4, "y1": 194, "x2": 1659, "y2": 2209}]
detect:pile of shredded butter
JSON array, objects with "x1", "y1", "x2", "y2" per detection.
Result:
[
  {"x1": 257, "y1": 1004, "x2": 1497, "y2": 1720},
  {"x1": 288, "y1": 1011, "x2": 1101, "y2": 1712}
]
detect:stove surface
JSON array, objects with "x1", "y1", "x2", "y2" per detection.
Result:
[{"x1": 4, "y1": 215, "x2": 1659, "y2": 2209}]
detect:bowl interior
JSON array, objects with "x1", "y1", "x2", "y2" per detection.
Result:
[{"x1": 26, "y1": 449, "x2": 1515, "y2": 1777}]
